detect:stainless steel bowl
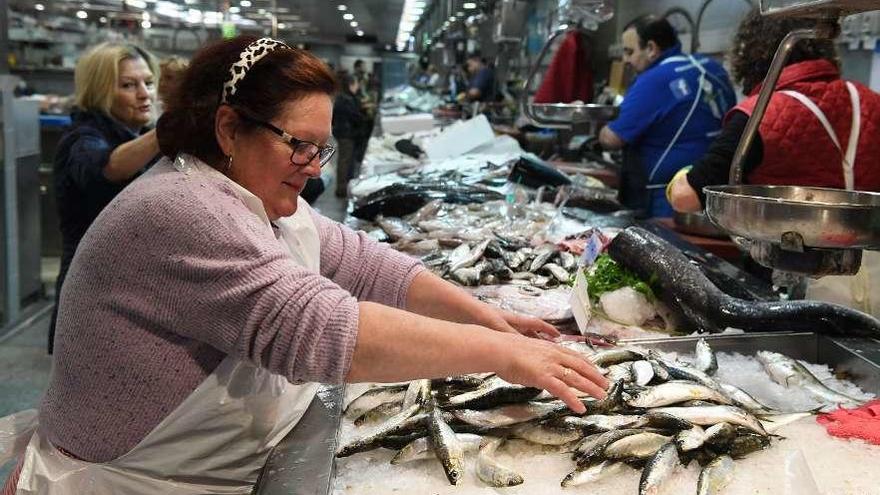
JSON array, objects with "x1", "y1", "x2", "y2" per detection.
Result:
[
  {"x1": 704, "y1": 185, "x2": 880, "y2": 249},
  {"x1": 673, "y1": 211, "x2": 729, "y2": 239},
  {"x1": 526, "y1": 103, "x2": 618, "y2": 126}
]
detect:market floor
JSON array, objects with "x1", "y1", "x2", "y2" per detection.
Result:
[{"x1": 0, "y1": 190, "x2": 348, "y2": 481}]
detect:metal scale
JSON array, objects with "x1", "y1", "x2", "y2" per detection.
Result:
[
  {"x1": 520, "y1": 0, "x2": 618, "y2": 135},
  {"x1": 704, "y1": 0, "x2": 880, "y2": 277}
]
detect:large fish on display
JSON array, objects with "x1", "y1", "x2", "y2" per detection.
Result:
[
  {"x1": 351, "y1": 182, "x2": 503, "y2": 220},
  {"x1": 608, "y1": 227, "x2": 880, "y2": 337}
]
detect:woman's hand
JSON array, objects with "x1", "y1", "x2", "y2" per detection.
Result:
[
  {"x1": 480, "y1": 308, "x2": 560, "y2": 340},
  {"x1": 494, "y1": 334, "x2": 609, "y2": 414}
]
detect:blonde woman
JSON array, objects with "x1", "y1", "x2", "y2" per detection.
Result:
[{"x1": 49, "y1": 42, "x2": 161, "y2": 353}]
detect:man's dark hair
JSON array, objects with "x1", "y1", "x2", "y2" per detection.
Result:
[
  {"x1": 624, "y1": 16, "x2": 679, "y2": 51},
  {"x1": 354, "y1": 59, "x2": 364, "y2": 68},
  {"x1": 467, "y1": 53, "x2": 483, "y2": 62}
]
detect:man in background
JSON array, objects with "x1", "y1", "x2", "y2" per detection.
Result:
[
  {"x1": 598, "y1": 16, "x2": 735, "y2": 217},
  {"x1": 458, "y1": 53, "x2": 497, "y2": 103}
]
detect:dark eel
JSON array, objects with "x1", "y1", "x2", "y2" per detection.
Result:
[
  {"x1": 351, "y1": 182, "x2": 503, "y2": 220},
  {"x1": 608, "y1": 227, "x2": 880, "y2": 337}
]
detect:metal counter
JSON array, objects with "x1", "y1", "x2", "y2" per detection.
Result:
[
  {"x1": 252, "y1": 217, "x2": 876, "y2": 495},
  {"x1": 253, "y1": 332, "x2": 880, "y2": 495},
  {"x1": 254, "y1": 386, "x2": 343, "y2": 495}
]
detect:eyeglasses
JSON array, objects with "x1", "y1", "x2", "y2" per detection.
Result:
[{"x1": 239, "y1": 114, "x2": 335, "y2": 168}]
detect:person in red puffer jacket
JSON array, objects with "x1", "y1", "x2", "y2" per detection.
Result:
[
  {"x1": 668, "y1": 9, "x2": 880, "y2": 210},
  {"x1": 667, "y1": 9, "x2": 880, "y2": 318}
]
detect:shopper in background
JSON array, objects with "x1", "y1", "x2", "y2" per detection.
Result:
[
  {"x1": 333, "y1": 72, "x2": 366, "y2": 197},
  {"x1": 47, "y1": 42, "x2": 160, "y2": 354},
  {"x1": 352, "y1": 59, "x2": 377, "y2": 167},
  {"x1": 2, "y1": 36, "x2": 606, "y2": 494},
  {"x1": 666, "y1": 8, "x2": 880, "y2": 318},
  {"x1": 458, "y1": 53, "x2": 497, "y2": 103},
  {"x1": 156, "y1": 55, "x2": 188, "y2": 113},
  {"x1": 598, "y1": 16, "x2": 735, "y2": 217}
]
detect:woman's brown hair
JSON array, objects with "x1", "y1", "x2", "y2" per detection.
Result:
[
  {"x1": 157, "y1": 35, "x2": 336, "y2": 168},
  {"x1": 730, "y1": 8, "x2": 839, "y2": 95}
]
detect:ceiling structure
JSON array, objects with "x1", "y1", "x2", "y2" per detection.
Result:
[{"x1": 10, "y1": 0, "x2": 408, "y2": 46}]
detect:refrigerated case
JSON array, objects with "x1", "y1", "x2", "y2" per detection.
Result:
[{"x1": 0, "y1": 75, "x2": 44, "y2": 326}]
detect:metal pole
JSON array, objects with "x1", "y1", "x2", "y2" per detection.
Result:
[
  {"x1": 1, "y1": 76, "x2": 20, "y2": 325},
  {"x1": 728, "y1": 20, "x2": 838, "y2": 184},
  {"x1": 0, "y1": 0, "x2": 10, "y2": 74},
  {"x1": 728, "y1": 28, "x2": 817, "y2": 184},
  {"x1": 520, "y1": 26, "x2": 572, "y2": 128}
]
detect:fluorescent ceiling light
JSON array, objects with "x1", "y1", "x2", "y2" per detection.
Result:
[
  {"x1": 240, "y1": 0, "x2": 251, "y2": 6},
  {"x1": 337, "y1": 4, "x2": 347, "y2": 10},
  {"x1": 278, "y1": 22, "x2": 287, "y2": 29},
  {"x1": 343, "y1": 13, "x2": 354, "y2": 20},
  {"x1": 463, "y1": 2, "x2": 476, "y2": 8},
  {"x1": 141, "y1": 20, "x2": 151, "y2": 28},
  {"x1": 99, "y1": 16, "x2": 108, "y2": 22},
  {"x1": 229, "y1": 6, "x2": 240, "y2": 13},
  {"x1": 125, "y1": 0, "x2": 147, "y2": 8},
  {"x1": 35, "y1": 3, "x2": 45, "y2": 11},
  {"x1": 76, "y1": 10, "x2": 88, "y2": 18},
  {"x1": 356, "y1": 30, "x2": 364, "y2": 36},
  {"x1": 350, "y1": 21, "x2": 358, "y2": 27}
]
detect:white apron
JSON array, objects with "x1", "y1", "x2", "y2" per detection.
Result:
[
  {"x1": 10, "y1": 154, "x2": 323, "y2": 494},
  {"x1": 779, "y1": 85, "x2": 879, "y2": 318}
]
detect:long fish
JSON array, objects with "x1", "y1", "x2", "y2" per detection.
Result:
[
  {"x1": 452, "y1": 401, "x2": 567, "y2": 429},
  {"x1": 561, "y1": 460, "x2": 625, "y2": 488},
  {"x1": 697, "y1": 455, "x2": 735, "y2": 495},
  {"x1": 476, "y1": 437, "x2": 524, "y2": 487},
  {"x1": 337, "y1": 404, "x2": 422, "y2": 457},
  {"x1": 391, "y1": 433, "x2": 482, "y2": 465},
  {"x1": 757, "y1": 351, "x2": 867, "y2": 409},
  {"x1": 650, "y1": 405, "x2": 768, "y2": 436},
  {"x1": 446, "y1": 375, "x2": 542, "y2": 409},
  {"x1": 718, "y1": 383, "x2": 778, "y2": 414},
  {"x1": 627, "y1": 381, "x2": 733, "y2": 408},
  {"x1": 607, "y1": 227, "x2": 880, "y2": 336},
  {"x1": 344, "y1": 386, "x2": 406, "y2": 419},
  {"x1": 427, "y1": 407, "x2": 465, "y2": 485},
  {"x1": 639, "y1": 442, "x2": 679, "y2": 495},
  {"x1": 694, "y1": 338, "x2": 718, "y2": 375}
]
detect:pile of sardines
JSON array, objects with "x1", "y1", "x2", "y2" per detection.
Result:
[
  {"x1": 368, "y1": 199, "x2": 581, "y2": 288},
  {"x1": 337, "y1": 339, "x2": 868, "y2": 493}
]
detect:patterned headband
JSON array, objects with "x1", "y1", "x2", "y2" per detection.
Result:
[{"x1": 221, "y1": 37, "x2": 290, "y2": 104}]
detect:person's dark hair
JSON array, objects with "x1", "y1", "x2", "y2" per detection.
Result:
[
  {"x1": 354, "y1": 59, "x2": 364, "y2": 68},
  {"x1": 157, "y1": 35, "x2": 336, "y2": 168},
  {"x1": 624, "y1": 16, "x2": 679, "y2": 51},
  {"x1": 731, "y1": 8, "x2": 839, "y2": 94}
]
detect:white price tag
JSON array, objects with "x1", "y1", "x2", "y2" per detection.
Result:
[{"x1": 569, "y1": 269, "x2": 593, "y2": 335}]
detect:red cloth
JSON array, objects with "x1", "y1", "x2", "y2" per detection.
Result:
[
  {"x1": 533, "y1": 31, "x2": 593, "y2": 104},
  {"x1": 732, "y1": 59, "x2": 880, "y2": 191},
  {"x1": 817, "y1": 399, "x2": 880, "y2": 444}
]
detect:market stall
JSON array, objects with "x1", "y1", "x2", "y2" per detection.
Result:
[{"x1": 253, "y1": 3, "x2": 880, "y2": 493}]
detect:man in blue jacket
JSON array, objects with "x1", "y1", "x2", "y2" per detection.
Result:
[{"x1": 599, "y1": 16, "x2": 735, "y2": 217}]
